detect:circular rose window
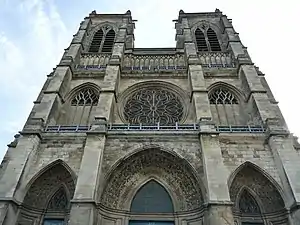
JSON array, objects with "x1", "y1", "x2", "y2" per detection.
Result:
[{"x1": 123, "y1": 87, "x2": 184, "y2": 125}]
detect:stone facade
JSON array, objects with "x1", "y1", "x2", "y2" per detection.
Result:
[{"x1": 0, "y1": 8, "x2": 299, "y2": 225}]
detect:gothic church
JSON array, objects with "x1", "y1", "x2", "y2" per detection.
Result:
[{"x1": 0, "y1": 9, "x2": 300, "y2": 225}]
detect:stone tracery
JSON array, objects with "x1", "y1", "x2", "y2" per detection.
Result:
[
  {"x1": 239, "y1": 189, "x2": 261, "y2": 214},
  {"x1": 101, "y1": 149, "x2": 204, "y2": 211},
  {"x1": 230, "y1": 165, "x2": 285, "y2": 213},
  {"x1": 23, "y1": 164, "x2": 75, "y2": 209},
  {"x1": 123, "y1": 87, "x2": 184, "y2": 125}
]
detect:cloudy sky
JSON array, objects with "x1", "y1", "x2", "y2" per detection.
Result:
[{"x1": 0, "y1": 0, "x2": 299, "y2": 159}]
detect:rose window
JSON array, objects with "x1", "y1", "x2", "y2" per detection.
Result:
[{"x1": 123, "y1": 87, "x2": 184, "y2": 125}]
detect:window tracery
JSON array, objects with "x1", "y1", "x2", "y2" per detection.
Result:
[
  {"x1": 71, "y1": 88, "x2": 99, "y2": 106},
  {"x1": 209, "y1": 88, "x2": 238, "y2": 104},
  {"x1": 123, "y1": 87, "x2": 184, "y2": 125}
]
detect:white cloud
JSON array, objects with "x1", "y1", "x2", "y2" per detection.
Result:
[{"x1": 0, "y1": 0, "x2": 71, "y2": 158}]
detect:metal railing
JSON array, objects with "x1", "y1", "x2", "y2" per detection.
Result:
[{"x1": 45, "y1": 124, "x2": 265, "y2": 133}]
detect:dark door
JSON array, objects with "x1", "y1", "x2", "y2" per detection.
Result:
[
  {"x1": 43, "y1": 219, "x2": 65, "y2": 225},
  {"x1": 129, "y1": 221, "x2": 174, "y2": 225}
]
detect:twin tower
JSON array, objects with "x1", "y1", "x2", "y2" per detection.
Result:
[{"x1": 0, "y1": 9, "x2": 300, "y2": 225}]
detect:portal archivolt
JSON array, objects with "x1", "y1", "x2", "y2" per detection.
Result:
[
  {"x1": 229, "y1": 162, "x2": 286, "y2": 225},
  {"x1": 18, "y1": 161, "x2": 76, "y2": 225},
  {"x1": 100, "y1": 148, "x2": 204, "y2": 212}
]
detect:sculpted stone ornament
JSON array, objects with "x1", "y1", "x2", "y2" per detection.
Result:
[
  {"x1": 230, "y1": 165, "x2": 284, "y2": 213},
  {"x1": 239, "y1": 190, "x2": 261, "y2": 214},
  {"x1": 124, "y1": 87, "x2": 184, "y2": 125},
  {"x1": 101, "y1": 149, "x2": 203, "y2": 211},
  {"x1": 23, "y1": 164, "x2": 75, "y2": 209}
]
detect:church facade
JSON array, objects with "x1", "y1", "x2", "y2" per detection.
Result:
[{"x1": 0, "y1": 9, "x2": 300, "y2": 225}]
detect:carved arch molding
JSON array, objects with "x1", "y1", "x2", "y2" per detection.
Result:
[
  {"x1": 230, "y1": 165, "x2": 285, "y2": 213},
  {"x1": 100, "y1": 149, "x2": 204, "y2": 211},
  {"x1": 23, "y1": 163, "x2": 75, "y2": 209}
]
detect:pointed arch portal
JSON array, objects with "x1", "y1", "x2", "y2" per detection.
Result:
[
  {"x1": 18, "y1": 161, "x2": 75, "y2": 225},
  {"x1": 101, "y1": 148, "x2": 204, "y2": 212}
]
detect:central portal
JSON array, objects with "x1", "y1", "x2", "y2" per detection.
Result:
[
  {"x1": 129, "y1": 180, "x2": 175, "y2": 225},
  {"x1": 129, "y1": 221, "x2": 174, "y2": 225}
]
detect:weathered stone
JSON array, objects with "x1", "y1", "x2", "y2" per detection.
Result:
[{"x1": 0, "y1": 9, "x2": 298, "y2": 225}]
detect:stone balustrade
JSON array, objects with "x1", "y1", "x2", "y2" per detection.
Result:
[{"x1": 75, "y1": 51, "x2": 235, "y2": 72}]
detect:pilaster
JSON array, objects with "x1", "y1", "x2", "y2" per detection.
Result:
[
  {"x1": 69, "y1": 21, "x2": 127, "y2": 225},
  {"x1": 93, "y1": 25, "x2": 125, "y2": 123},
  {"x1": 180, "y1": 15, "x2": 212, "y2": 122},
  {"x1": 68, "y1": 131, "x2": 106, "y2": 225},
  {"x1": 199, "y1": 122, "x2": 234, "y2": 225}
]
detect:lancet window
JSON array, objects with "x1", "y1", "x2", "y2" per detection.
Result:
[
  {"x1": 88, "y1": 27, "x2": 115, "y2": 53},
  {"x1": 195, "y1": 27, "x2": 221, "y2": 52},
  {"x1": 57, "y1": 86, "x2": 99, "y2": 126},
  {"x1": 209, "y1": 87, "x2": 243, "y2": 125}
]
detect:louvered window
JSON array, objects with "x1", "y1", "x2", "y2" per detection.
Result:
[
  {"x1": 102, "y1": 30, "x2": 115, "y2": 53},
  {"x1": 88, "y1": 28, "x2": 115, "y2": 53},
  {"x1": 195, "y1": 28, "x2": 208, "y2": 51},
  {"x1": 89, "y1": 29, "x2": 103, "y2": 53},
  {"x1": 195, "y1": 27, "x2": 221, "y2": 52},
  {"x1": 207, "y1": 28, "x2": 221, "y2": 51}
]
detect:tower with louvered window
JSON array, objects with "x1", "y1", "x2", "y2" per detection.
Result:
[{"x1": 0, "y1": 8, "x2": 299, "y2": 225}]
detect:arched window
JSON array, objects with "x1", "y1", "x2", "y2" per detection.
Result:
[
  {"x1": 195, "y1": 28, "x2": 208, "y2": 51},
  {"x1": 57, "y1": 87, "x2": 99, "y2": 126},
  {"x1": 102, "y1": 30, "x2": 115, "y2": 53},
  {"x1": 131, "y1": 180, "x2": 174, "y2": 213},
  {"x1": 207, "y1": 28, "x2": 221, "y2": 51},
  {"x1": 209, "y1": 87, "x2": 243, "y2": 125},
  {"x1": 194, "y1": 27, "x2": 221, "y2": 52},
  {"x1": 88, "y1": 29, "x2": 103, "y2": 53},
  {"x1": 88, "y1": 28, "x2": 115, "y2": 53}
]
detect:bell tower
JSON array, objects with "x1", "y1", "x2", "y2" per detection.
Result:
[{"x1": 0, "y1": 8, "x2": 299, "y2": 225}]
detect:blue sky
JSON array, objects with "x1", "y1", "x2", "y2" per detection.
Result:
[{"x1": 0, "y1": 0, "x2": 299, "y2": 160}]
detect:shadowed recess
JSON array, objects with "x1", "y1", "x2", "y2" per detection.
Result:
[{"x1": 131, "y1": 180, "x2": 174, "y2": 213}]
